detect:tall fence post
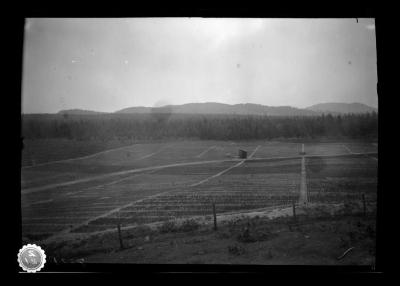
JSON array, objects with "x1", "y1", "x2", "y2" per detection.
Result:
[
  {"x1": 117, "y1": 223, "x2": 124, "y2": 250},
  {"x1": 362, "y1": 193, "x2": 366, "y2": 217},
  {"x1": 116, "y1": 210, "x2": 124, "y2": 250},
  {"x1": 292, "y1": 200, "x2": 296, "y2": 222},
  {"x1": 212, "y1": 202, "x2": 217, "y2": 231}
]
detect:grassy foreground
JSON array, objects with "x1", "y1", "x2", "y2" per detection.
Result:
[{"x1": 41, "y1": 203, "x2": 376, "y2": 265}]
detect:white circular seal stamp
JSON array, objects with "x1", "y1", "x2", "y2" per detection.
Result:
[{"x1": 17, "y1": 244, "x2": 46, "y2": 273}]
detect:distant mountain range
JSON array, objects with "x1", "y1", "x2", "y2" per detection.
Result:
[
  {"x1": 306, "y1": 102, "x2": 377, "y2": 114},
  {"x1": 57, "y1": 102, "x2": 377, "y2": 116},
  {"x1": 116, "y1": 103, "x2": 319, "y2": 116},
  {"x1": 58, "y1": 109, "x2": 108, "y2": 115}
]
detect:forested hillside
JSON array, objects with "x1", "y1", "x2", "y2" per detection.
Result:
[{"x1": 22, "y1": 112, "x2": 378, "y2": 141}]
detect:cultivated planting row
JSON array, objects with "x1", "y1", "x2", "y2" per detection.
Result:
[{"x1": 306, "y1": 157, "x2": 377, "y2": 204}]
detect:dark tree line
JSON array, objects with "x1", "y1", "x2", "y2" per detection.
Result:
[{"x1": 22, "y1": 112, "x2": 378, "y2": 141}]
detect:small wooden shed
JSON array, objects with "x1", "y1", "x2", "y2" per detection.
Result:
[{"x1": 238, "y1": 149, "x2": 247, "y2": 159}]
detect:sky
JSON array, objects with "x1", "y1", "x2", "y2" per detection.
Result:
[{"x1": 22, "y1": 18, "x2": 377, "y2": 113}]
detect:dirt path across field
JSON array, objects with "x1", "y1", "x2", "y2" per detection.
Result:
[
  {"x1": 190, "y1": 145, "x2": 260, "y2": 187},
  {"x1": 22, "y1": 151, "x2": 378, "y2": 195},
  {"x1": 195, "y1": 146, "x2": 217, "y2": 158},
  {"x1": 22, "y1": 143, "x2": 140, "y2": 169},
  {"x1": 39, "y1": 203, "x2": 299, "y2": 244},
  {"x1": 41, "y1": 202, "x2": 351, "y2": 245},
  {"x1": 21, "y1": 159, "x2": 240, "y2": 194},
  {"x1": 342, "y1": 144, "x2": 354, "y2": 154},
  {"x1": 39, "y1": 146, "x2": 263, "y2": 244}
]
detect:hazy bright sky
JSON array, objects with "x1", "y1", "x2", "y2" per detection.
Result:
[{"x1": 22, "y1": 18, "x2": 377, "y2": 113}]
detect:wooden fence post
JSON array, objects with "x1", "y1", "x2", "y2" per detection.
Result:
[
  {"x1": 292, "y1": 200, "x2": 296, "y2": 222},
  {"x1": 362, "y1": 193, "x2": 366, "y2": 217},
  {"x1": 212, "y1": 202, "x2": 217, "y2": 231},
  {"x1": 117, "y1": 223, "x2": 124, "y2": 250}
]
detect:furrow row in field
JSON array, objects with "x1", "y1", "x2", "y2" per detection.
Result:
[{"x1": 306, "y1": 156, "x2": 377, "y2": 205}]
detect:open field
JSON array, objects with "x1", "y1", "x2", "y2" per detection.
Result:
[
  {"x1": 21, "y1": 140, "x2": 378, "y2": 251},
  {"x1": 307, "y1": 156, "x2": 377, "y2": 204},
  {"x1": 70, "y1": 158, "x2": 301, "y2": 234}
]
